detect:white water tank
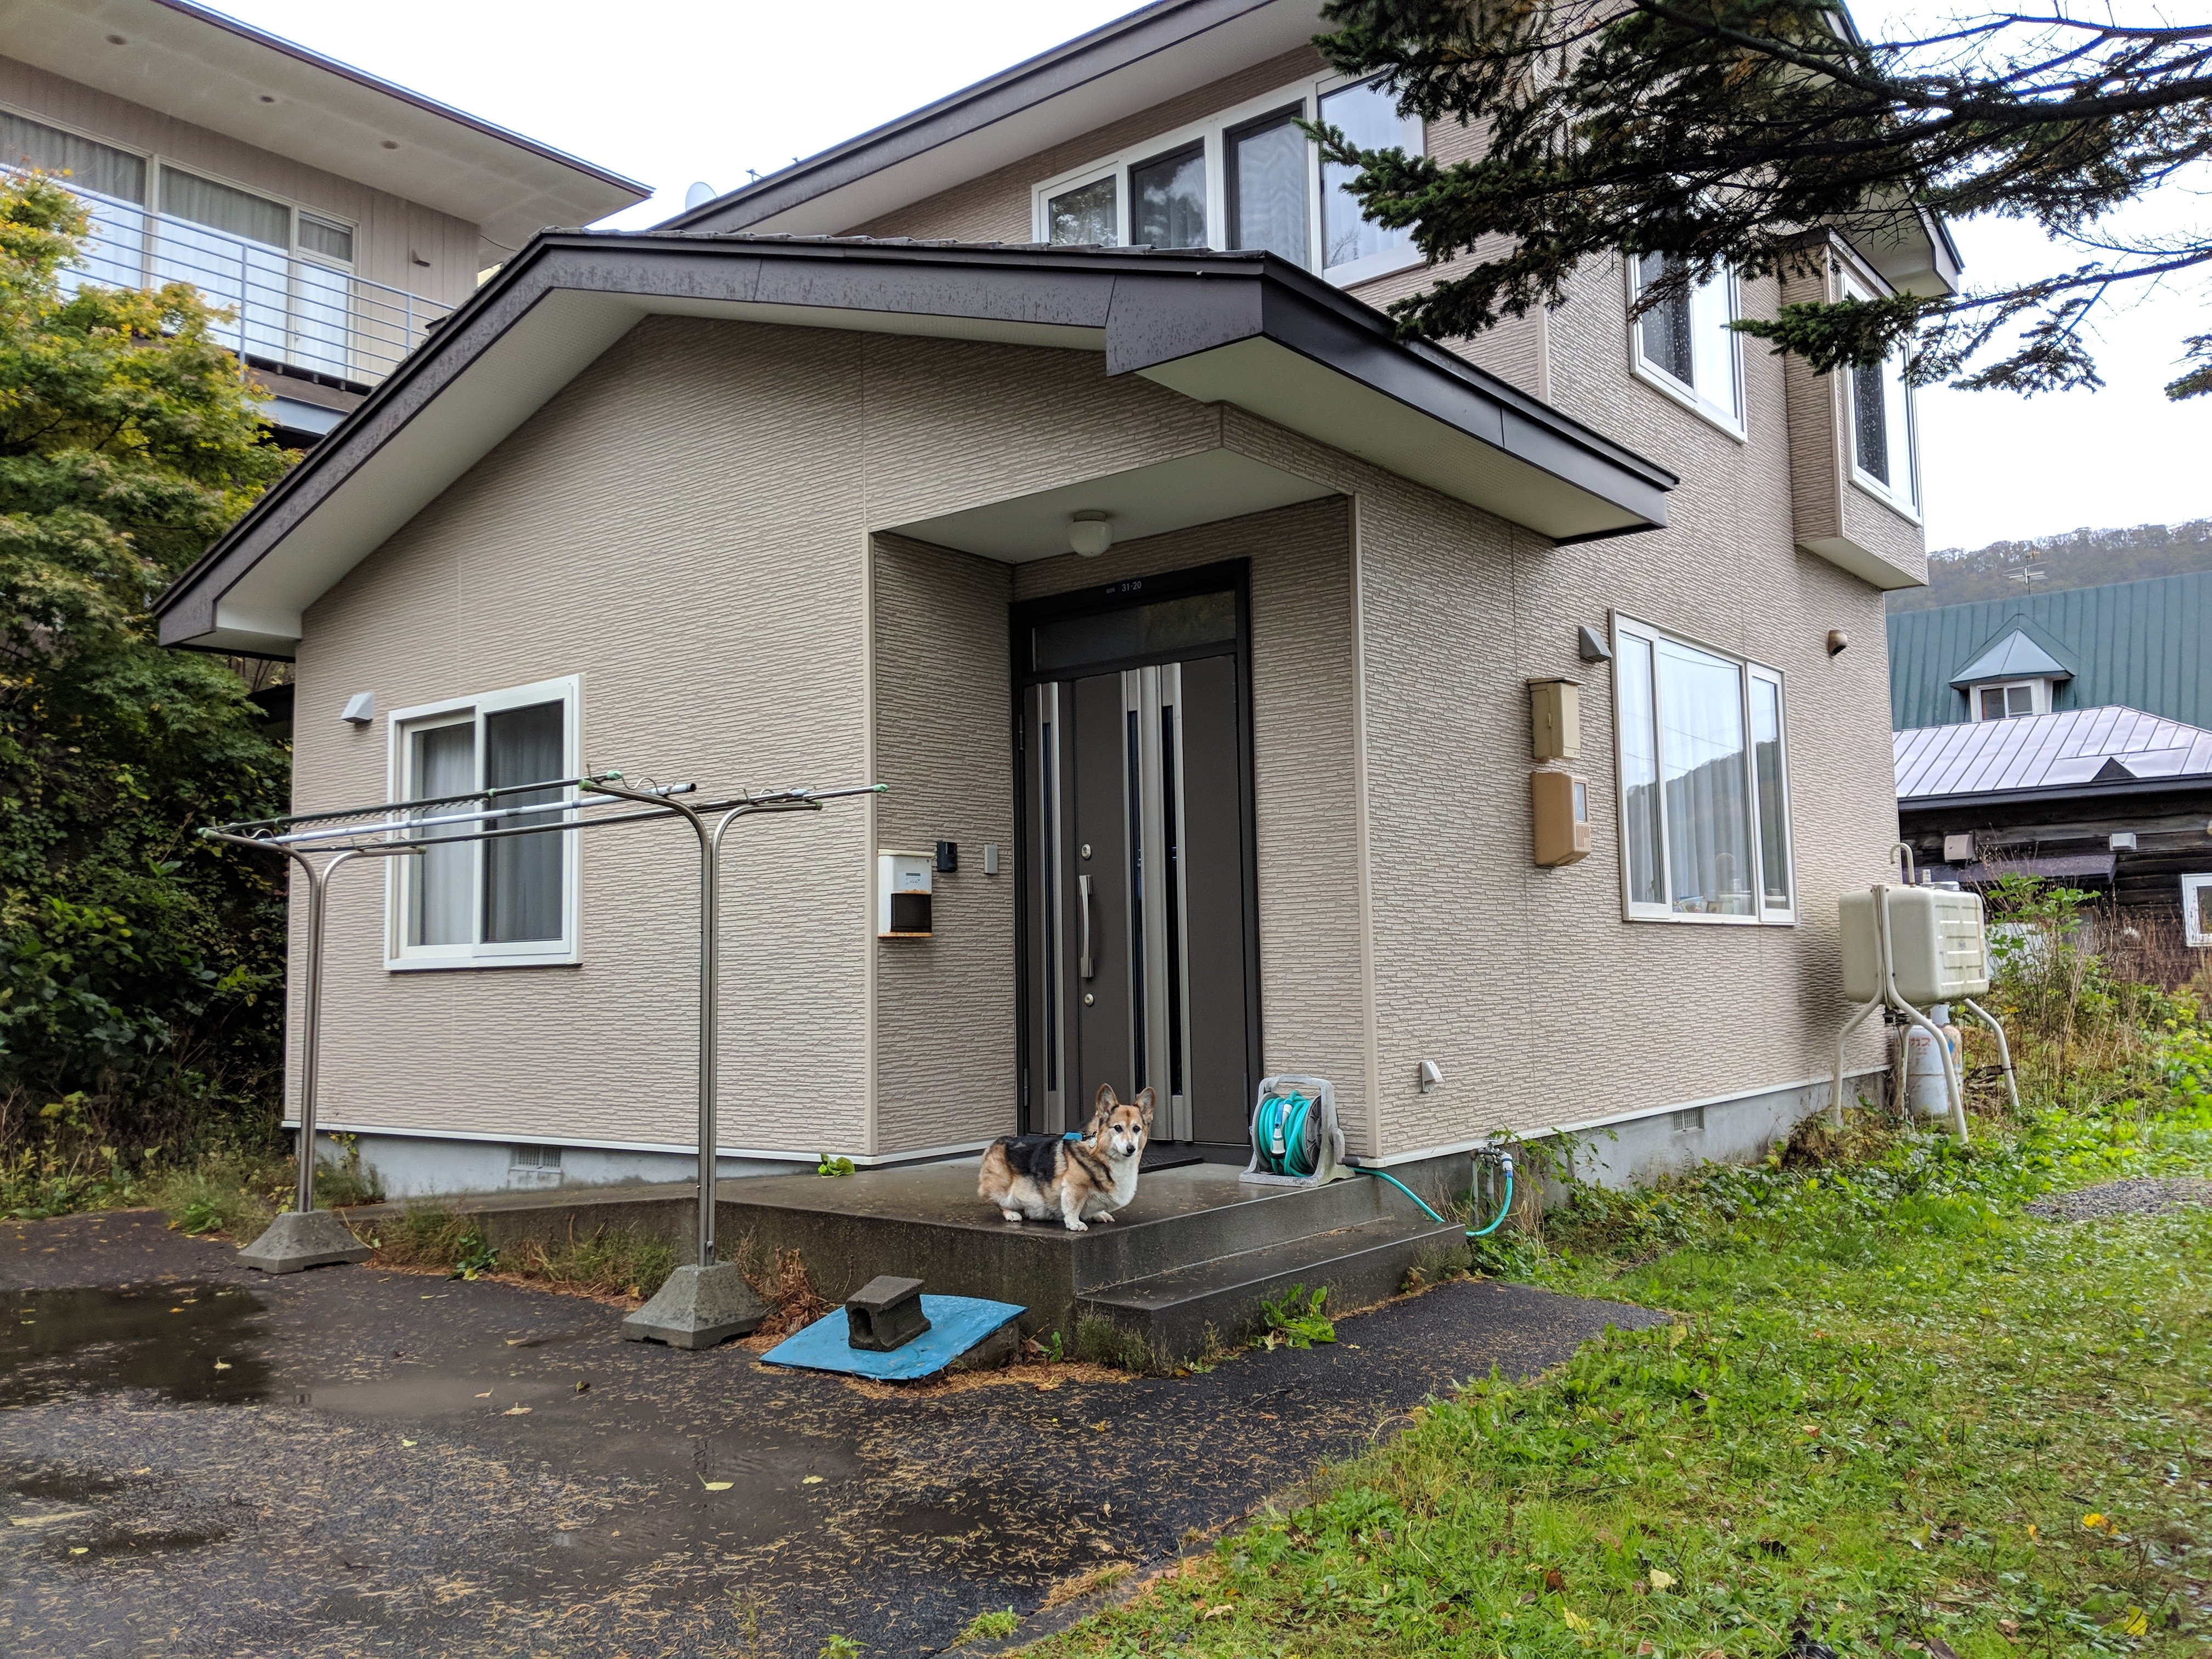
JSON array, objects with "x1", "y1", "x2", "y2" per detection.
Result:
[{"x1": 1839, "y1": 885, "x2": 1990, "y2": 1004}]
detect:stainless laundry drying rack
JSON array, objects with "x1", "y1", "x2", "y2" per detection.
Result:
[{"x1": 200, "y1": 770, "x2": 882, "y2": 1280}]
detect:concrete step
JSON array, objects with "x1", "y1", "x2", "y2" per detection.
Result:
[
  {"x1": 1068, "y1": 1171, "x2": 1392, "y2": 1293},
  {"x1": 1074, "y1": 1213, "x2": 1466, "y2": 1362}
]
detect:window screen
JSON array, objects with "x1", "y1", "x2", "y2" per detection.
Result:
[
  {"x1": 408, "y1": 722, "x2": 476, "y2": 948},
  {"x1": 1227, "y1": 111, "x2": 1308, "y2": 264},
  {"x1": 1047, "y1": 176, "x2": 1117, "y2": 246},
  {"x1": 483, "y1": 702, "x2": 566, "y2": 944},
  {"x1": 1657, "y1": 637, "x2": 1754, "y2": 916},
  {"x1": 1319, "y1": 78, "x2": 1412, "y2": 271},
  {"x1": 1752, "y1": 675, "x2": 1791, "y2": 910},
  {"x1": 160, "y1": 168, "x2": 289, "y2": 249},
  {"x1": 297, "y1": 213, "x2": 353, "y2": 263},
  {"x1": 0, "y1": 111, "x2": 145, "y2": 202},
  {"x1": 1131, "y1": 143, "x2": 1205, "y2": 249},
  {"x1": 1616, "y1": 632, "x2": 1664, "y2": 909}
]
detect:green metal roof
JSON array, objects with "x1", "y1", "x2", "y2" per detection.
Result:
[{"x1": 1887, "y1": 568, "x2": 2212, "y2": 730}]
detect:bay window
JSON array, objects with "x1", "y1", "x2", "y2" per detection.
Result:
[
  {"x1": 1035, "y1": 74, "x2": 1421, "y2": 286},
  {"x1": 1844, "y1": 277, "x2": 1921, "y2": 514},
  {"x1": 1613, "y1": 618, "x2": 1793, "y2": 924},
  {"x1": 387, "y1": 677, "x2": 580, "y2": 968},
  {"x1": 1630, "y1": 253, "x2": 1743, "y2": 431}
]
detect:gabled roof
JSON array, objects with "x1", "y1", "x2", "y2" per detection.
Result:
[
  {"x1": 1947, "y1": 624, "x2": 2073, "y2": 687},
  {"x1": 1893, "y1": 706, "x2": 2212, "y2": 804},
  {"x1": 154, "y1": 231, "x2": 1676, "y2": 658},
  {"x1": 5, "y1": 0, "x2": 648, "y2": 245},
  {"x1": 1887, "y1": 568, "x2": 2212, "y2": 730}
]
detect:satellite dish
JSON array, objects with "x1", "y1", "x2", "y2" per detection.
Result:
[{"x1": 684, "y1": 181, "x2": 716, "y2": 210}]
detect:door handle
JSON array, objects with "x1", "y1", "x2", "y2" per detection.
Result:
[{"x1": 1078, "y1": 873, "x2": 1094, "y2": 979}]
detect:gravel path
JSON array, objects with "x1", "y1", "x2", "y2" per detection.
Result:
[{"x1": 2024, "y1": 1177, "x2": 2212, "y2": 1221}]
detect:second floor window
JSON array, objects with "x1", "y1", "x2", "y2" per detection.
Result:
[
  {"x1": 1036, "y1": 75, "x2": 1422, "y2": 286},
  {"x1": 1630, "y1": 253, "x2": 1743, "y2": 431},
  {"x1": 1846, "y1": 275, "x2": 1922, "y2": 516}
]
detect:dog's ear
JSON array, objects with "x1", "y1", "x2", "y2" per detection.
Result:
[
  {"x1": 1087, "y1": 1083, "x2": 1117, "y2": 1136},
  {"x1": 1133, "y1": 1086, "x2": 1156, "y2": 1128}
]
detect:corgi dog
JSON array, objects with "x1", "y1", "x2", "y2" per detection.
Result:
[{"x1": 978, "y1": 1085, "x2": 1155, "y2": 1232}]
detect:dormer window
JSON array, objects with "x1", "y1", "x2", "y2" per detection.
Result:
[
  {"x1": 1974, "y1": 679, "x2": 2052, "y2": 721},
  {"x1": 1035, "y1": 74, "x2": 1422, "y2": 287}
]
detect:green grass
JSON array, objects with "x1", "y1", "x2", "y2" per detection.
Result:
[
  {"x1": 956, "y1": 1606, "x2": 1022, "y2": 1645},
  {"x1": 1034, "y1": 1020, "x2": 2212, "y2": 1659}
]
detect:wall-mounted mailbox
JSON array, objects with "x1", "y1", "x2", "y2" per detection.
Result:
[
  {"x1": 1531, "y1": 770, "x2": 1591, "y2": 867},
  {"x1": 1528, "y1": 678, "x2": 1582, "y2": 762},
  {"x1": 877, "y1": 850, "x2": 934, "y2": 937}
]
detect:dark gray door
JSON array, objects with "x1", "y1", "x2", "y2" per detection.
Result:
[{"x1": 1022, "y1": 647, "x2": 1254, "y2": 1146}]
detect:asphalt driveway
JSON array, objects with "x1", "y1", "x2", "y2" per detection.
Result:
[{"x1": 3, "y1": 1208, "x2": 1657, "y2": 1657}]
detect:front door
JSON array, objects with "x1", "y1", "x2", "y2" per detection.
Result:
[{"x1": 1017, "y1": 566, "x2": 1258, "y2": 1148}]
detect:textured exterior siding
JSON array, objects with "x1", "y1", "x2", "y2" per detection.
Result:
[
  {"x1": 0, "y1": 53, "x2": 480, "y2": 306},
  {"x1": 1886, "y1": 571, "x2": 2212, "y2": 730},
  {"x1": 291, "y1": 317, "x2": 876, "y2": 1156},
  {"x1": 871, "y1": 534, "x2": 1018, "y2": 1156},
  {"x1": 1010, "y1": 498, "x2": 1377, "y2": 1152},
  {"x1": 1778, "y1": 244, "x2": 1927, "y2": 589}
]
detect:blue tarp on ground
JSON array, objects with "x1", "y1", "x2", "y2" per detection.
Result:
[{"x1": 759, "y1": 1295, "x2": 1025, "y2": 1381}]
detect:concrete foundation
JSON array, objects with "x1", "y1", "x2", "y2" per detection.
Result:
[{"x1": 619, "y1": 1262, "x2": 767, "y2": 1350}]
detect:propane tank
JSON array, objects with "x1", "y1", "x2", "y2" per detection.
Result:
[{"x1": 1904, "y1": 1003, "x2": 1963, "y2": 1119}]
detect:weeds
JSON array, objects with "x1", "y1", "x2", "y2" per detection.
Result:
[
  {"x1": 740, "y1": 1243, "x2": 833, "y2": 1340},
  {"x1": 952, "y1": 1606, "x2": 1020, "y2": 1645},
  {"x1": 1254, "y1": 1283, "x2": 1335, "y2": 1350}
]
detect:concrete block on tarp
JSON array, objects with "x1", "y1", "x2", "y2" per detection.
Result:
[{"x1": 845, "y1": 1274, "x2": 930, "y2": 1351}]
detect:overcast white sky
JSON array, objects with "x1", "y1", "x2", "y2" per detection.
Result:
[{"x1": 211, "y1": 1, "x2": 2212, "y2": 552}]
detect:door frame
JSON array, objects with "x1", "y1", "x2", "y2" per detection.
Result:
[{"x1": 1008, "y1": 558, "x2": 1263, "y2": 1139}]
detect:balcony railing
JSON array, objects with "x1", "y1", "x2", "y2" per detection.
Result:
[{"x1": 23, "y1": 171, "x2": 453, "y2": 391}]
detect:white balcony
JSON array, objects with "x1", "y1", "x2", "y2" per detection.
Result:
[{"x1": 26, "y1": 169, "x2": 454, "y2": 393}]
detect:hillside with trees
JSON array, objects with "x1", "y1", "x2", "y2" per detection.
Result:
[{"x1": 1886, "y1": 520, "x2": 2212, "y2": 613}]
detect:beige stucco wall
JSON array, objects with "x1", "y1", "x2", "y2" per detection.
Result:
[
  {"x1": 0, "y1": 53, "x2": 479, "y2": 306},
  {"x1": 870, "y1": 534, "x2": 1018, "y2": 1158}
]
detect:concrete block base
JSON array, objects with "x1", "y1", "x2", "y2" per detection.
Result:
[
  {"x1": 620, "y1": 1262, "x2": 766, "y2": 1350},
  {"x1": 238, "y1": 1208, "x2": 374, "y2": 1274}
]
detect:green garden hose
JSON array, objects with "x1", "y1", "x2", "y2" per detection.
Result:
[{"x1": 1356, "y1": 1154, "x2": 1515, "y2": 1238}]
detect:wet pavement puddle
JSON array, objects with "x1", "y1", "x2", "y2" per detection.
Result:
[{"x1": 2, "y1": 1283, "x2": 269, "y2": 1407}]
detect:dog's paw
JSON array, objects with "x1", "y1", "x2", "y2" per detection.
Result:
[
  {"x1": 1063, "y1": 1217, "x2": 1089, "y2": 1232},
  {"x1": 1000, "y1": 1210, "x2": 1023, "y2": 1223}
]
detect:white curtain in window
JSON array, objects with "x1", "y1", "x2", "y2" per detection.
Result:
[
  {"x1": 1319, "y1": 79, "x2": 1414, "y2": 271},
  {"x1": 1751, "y1": 676, "x2": 1790, "y2": 909},
  {"x1": 1657, "y1": 637, "x2": 1753, "y2": 915},
  {"x1": 483, "y1": 702, "x2": 566, "y2": 944},
  {"x1": 410, "y1": 723, "x2": 475, "y2": 947},
  {"x1": 1229, "y1": 116, "x2": 1308, "y2": 264},
  {"x1": 1617, "y1": 633, "x2": 1664, "y2": 907}
]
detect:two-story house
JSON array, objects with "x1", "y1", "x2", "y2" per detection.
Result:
[
  {"x1": 153, "y1": 0, "x2": 1954, "y2": 1267},
  {"x1": 3, "y1": 0, "x2": 646, "y2": 442}
]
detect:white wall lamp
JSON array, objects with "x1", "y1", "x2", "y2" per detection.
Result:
[
  {"x1": 340, "y1": 692, "x2": 375, "y2": 727},
  {"x1": 1068, "y1": 510, "x2": 1114, "y2": 558}
]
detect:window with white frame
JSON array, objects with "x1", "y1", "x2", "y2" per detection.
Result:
[
  {"x1": 1844, "y1": 276, "x2": 1920, "y2": 514},
  {"x1": 1036, "y1": 74, "x2": 1420, "y2": 286},
  {"x1": 1629, "y1": 253, "x2": 1743, "y2": 431},
  {"x1": 1613, "y1": 618, "x2": 1793, "y2": 923},
  {"x1": 2183, "y1": 874, "x2": 2212, "y2": 948},
  {"x1": 1972, "y1": 679, "x2": 2052, "y2": 721},
  {"x1": 387, "y1": 678, "x2": 580, "y2": 968}
]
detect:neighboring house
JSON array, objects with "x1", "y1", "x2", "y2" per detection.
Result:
[
  {"x1": 155, "y1": 0, "x2": 1951, "y2": 1201},
  {"x1": 2, "y1": 0, "x2": 645, "y2": 442},
  {"x1": 1894, "y1": 707, "x2": 2212, "y2": 960},
  {"x1": 1887, "y1": 569, "x2": 2212, "y2": 730}
]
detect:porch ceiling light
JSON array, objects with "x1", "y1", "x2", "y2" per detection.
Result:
[{"x1": 1068, "y1": 511, "x2": 1113, "y2": 559}]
